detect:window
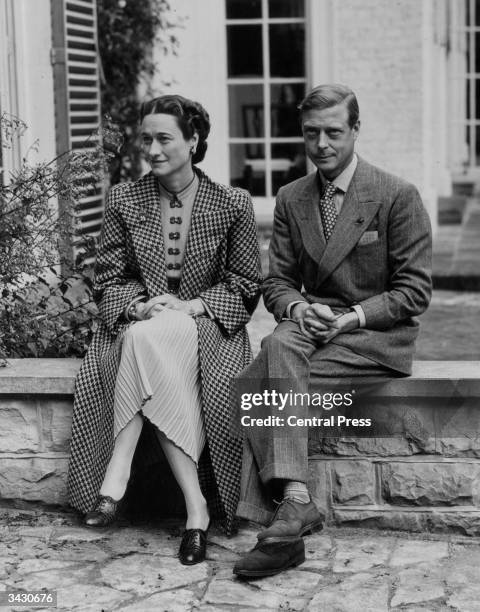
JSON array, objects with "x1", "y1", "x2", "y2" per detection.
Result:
[
  {"x1": 450, "y1": 0, "x2": 480, "y2": 172},
  {"x1": 226, "y1": 0, "x2": 307, "y2": 198}
]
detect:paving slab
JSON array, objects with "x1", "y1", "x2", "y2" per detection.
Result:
[
  {"x1": 333, "y1": 537, "x2": 396, "y2": 573},
  {"x1": 390, "y1": 563, "x2": 446, "y2": 607},
  {"x1": 307, "y1": 571, "x2": 390, "y2": 612},
  {"x1": 55, "y1": 583, "x2": 131, "y2": 611},
  {"x1": 2, "y1": 509, "x2": 480, "y2": 610},
  {"x1": 389, "y1": 540, "x2": 449, "y2": 567},
  {"x1": 100, "y1": 554, "x2": 208, "y2": 596},
  {"x1": 118, "y1": 588, "x2": 198, "y2": 612}
]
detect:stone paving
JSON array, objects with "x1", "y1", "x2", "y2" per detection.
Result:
[{"x1": 1, "y1": 507, "x2": 480, "y2": 611}]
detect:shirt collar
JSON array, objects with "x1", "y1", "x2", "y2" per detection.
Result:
[
  {"x1": 331, "y1": 153, "x2": 358, "y2": 194},
  {"x1": 318, "y1": 153, "x2": 358, "y2": 194}
]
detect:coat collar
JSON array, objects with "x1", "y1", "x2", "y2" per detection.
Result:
[
  {"x1": 123, "y1": 169, "x2": 231, "y2": 299},
  {"x1": 291, "y1": 157, "x2": 382, "y2": 286}
]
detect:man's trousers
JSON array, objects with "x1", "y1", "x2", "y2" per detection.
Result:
[{"x1": 236, "y1": 320, "x2": 398, "y2": 525}]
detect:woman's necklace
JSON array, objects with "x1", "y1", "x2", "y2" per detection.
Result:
[{"x1": 158, "y1": 173, "x2": 196, "y2": 202}]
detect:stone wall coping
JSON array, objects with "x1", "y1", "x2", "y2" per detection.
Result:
[
  {"x1": 0, "y1": 359, "x2": 478, "y2": 396},
  {"x1": 310, "y1": 455, "x2": 480, "y2": 463},
  {"x1": 0, "y1": 358, "x2": 81, "y2": 394}
]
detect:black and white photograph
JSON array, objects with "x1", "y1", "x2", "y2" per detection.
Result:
[{"x1": 1, "y1": 0, "x2": 480, "y2": 610}]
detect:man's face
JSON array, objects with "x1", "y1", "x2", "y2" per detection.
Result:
[{"x1": 301, "y1": 103, "x2": 360, "y2": 179}]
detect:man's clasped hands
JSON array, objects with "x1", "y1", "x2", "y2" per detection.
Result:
[{"x1": 292, "y1": 302, "x2": 358, "y2": 343}]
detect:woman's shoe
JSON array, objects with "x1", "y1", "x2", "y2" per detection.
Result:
[
  {"x1": 84, "y1": 495, "x2": 121, "y2": 527},
  {"x1": 178, "y1": 526, "x2": 209, "y2": 565}
]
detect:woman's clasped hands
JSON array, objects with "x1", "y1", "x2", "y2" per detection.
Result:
[{"x1": 134, "y1": 294, "x2": 204, "y2": 320}]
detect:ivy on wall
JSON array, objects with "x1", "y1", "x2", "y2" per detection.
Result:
[{"x1": 97, "y1": 0, "x2": 180, "y2": 184}]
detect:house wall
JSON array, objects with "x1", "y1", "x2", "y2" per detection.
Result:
[
  {"x1": 147, "y1": 0, "x2": 230, "y2": 184},
  {"x1": 146, "y1": 0, "x2": 453, "y2": 226}
]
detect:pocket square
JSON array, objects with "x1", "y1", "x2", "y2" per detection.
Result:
[{"x1": 358, "y1": 231, "x2": 378, "y2": 246}]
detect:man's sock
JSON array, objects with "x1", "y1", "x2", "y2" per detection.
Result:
[{"x1": 283, "y1": 481, "x2": 310, "y2": 504}]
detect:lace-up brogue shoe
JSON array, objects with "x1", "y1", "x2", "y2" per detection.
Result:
[
  {"x1": 233, "y1": 538, "x2": 305, "y2": 578},
  {"x1": 178, "y1": 528, "x2": 208, "y2": 565},
  {"x1": 84, "y1": 495, "x2": 121, "y2": 527},
  {"x1": 257, "y1": 498, "x2": 324, "y2": 543}
]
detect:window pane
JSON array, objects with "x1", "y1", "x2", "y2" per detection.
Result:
[
  {"x1": 476, "y1": 80, "x2": 480, "y2": 118},
  {"x1": 476, "y1": 0, "x2": 480, "y2": 25},
  {"x1": 268, "y1": 0, "x2": 304, "y2": 18},
  {"x1": 476, "y1": 127, "x2": 480, "y2": 165},
  {"x1": 269, "y1": 24, "x2": 305, "y2": 77},
  {"x1": 271, "y1": 83, "x2": 304, "y2": 137},
  {"x1": 476, "y1": 32, "x2": 480, "y2": 74},
  {"x1": 229, "y1": 85, "x2": 264, "y2": 138},
  {"x1": 271, "y1": 143, "x2": 306, "y2": 193},
  {"x1": 467, "y1": 79, "x2": 471, "y2": 119},
  {"x1": 466, "y1": 32, "x2": 471, "y2": 73},
  {"x1": 227, "y1": 25, "x2": 263, "y2": 77},
  {"x1": 226, "y1": 0, "x2": 262, "y2": 19},
  {"x1": 230, "y1": 144, "x2": 266, "y2": 196}
]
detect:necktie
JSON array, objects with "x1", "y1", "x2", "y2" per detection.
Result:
[{"x1": 319, "y1": 181, "x2": 337, "y2": 241}]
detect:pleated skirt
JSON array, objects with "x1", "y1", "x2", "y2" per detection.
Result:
[{"x1": 113, "y1": 309, "x2": 206, "y2": 464}]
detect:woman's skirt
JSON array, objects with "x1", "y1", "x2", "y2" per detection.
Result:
[{"x1": 113, "y1": 309, "x2": 205, "y2": 464}]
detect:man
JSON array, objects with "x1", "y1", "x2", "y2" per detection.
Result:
[{"x1": 233, "y1": 84, "x2": 432, "y2": 577}]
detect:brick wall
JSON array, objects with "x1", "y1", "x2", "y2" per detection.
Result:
[
  {"x1": 331, "y1": 0, "x2": 443, "y2": 221},
  {"x1": 333, "y1": 0, "x2": 423, "y2": 182}
]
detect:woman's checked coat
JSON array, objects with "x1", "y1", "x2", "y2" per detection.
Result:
[{"x1": 68, "y1": 169, "x2": 262, "y2": 534}]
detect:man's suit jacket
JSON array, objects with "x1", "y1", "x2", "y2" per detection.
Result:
[{"x1": 263, "y1": 157, "x2": 432, "y2": 374}]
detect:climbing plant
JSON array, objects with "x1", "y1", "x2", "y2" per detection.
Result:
[{"x1": 97, "y1": 0, "x2": 180, "y2": 183}]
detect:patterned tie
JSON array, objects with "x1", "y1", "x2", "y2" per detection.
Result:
[{"x1": 319, "y1": 181, "x2": 337, "y2": 241}]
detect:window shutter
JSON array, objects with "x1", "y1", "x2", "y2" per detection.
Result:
[{"x1": 51, "y1": 0, "x2": 103, "y2": 262}]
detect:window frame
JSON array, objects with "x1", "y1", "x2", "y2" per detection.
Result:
[{"x1": 225, "y1": 0, "x2": 309, "y2": 206}]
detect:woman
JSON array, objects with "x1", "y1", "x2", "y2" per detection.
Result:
[{"x1": 68, "y1": 94, "x2": 262, "y2": 564}]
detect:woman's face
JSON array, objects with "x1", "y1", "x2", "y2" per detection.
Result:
[{"x1": 140, "y1": 113, "x2": 198, "y2": 183}]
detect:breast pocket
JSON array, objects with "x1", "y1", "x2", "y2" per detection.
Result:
[{"x1": 357, "y1": 230, "x2": 379, "y2": 247}]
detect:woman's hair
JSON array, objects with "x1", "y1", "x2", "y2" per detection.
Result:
[{"x1": 139, "y1": 95, "x2": 210, "y2": 164}]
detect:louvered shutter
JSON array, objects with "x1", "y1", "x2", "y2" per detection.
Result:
[{"x1": 51, "y1": 0, "x2": 103, "y2": 261}]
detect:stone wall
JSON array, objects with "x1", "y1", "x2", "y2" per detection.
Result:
[
  {"x1": 1, "y1": 359, "x2": 480, "y2": 536},
  {"x1": 0, "y1": 359, "x2": 78, "y2": 506},
  {"x1": 307, "y1": 361, "x2": 480, "y2": 535}
]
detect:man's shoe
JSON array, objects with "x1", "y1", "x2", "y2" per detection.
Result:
[
  {"x1": 84, "y1": 495, "x2": 121, "y2": 527},
  {"x1": 233, "y1": 538, "x2": 305, "y2": 578},
  {"x1": 257, "y1": 498, "x2": 323, "y2": 542}
]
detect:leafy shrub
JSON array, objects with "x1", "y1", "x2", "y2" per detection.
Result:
[{"x1": 0, "y1": 113, "x2": 104, "y2": 361}]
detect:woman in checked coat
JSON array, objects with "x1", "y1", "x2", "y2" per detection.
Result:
[{"x1": 68, "y1": 94, "x2": 262, "y2": 564}]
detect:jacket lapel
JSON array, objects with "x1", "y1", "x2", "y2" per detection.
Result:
[
  {"x1": 290, "y1": 174, "x2": 327, "y2": 263},
  {"x1": 179, "y1": 171, "x2": 231, "y2": 299},
  {"x1": 315, "y1": 158, "x2": 382, "y2": 287},
  {"x1": 124, "y1": 173, "x2": 168, "y2": 297}
]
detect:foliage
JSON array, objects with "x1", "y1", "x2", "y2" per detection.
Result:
[
  {"x1": 0, "y1": 113, "x2": 106, "y2": 361},
  {"x1": 97, "y1": 0, "x2": 180, "y2": 183}
]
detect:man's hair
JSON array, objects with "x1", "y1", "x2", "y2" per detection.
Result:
[
  {"x1": 298, "y1": 84, "x2": 359, "y2": 128},
  {"x1": 139, "y1": 94, "x2": 210, "y2": 164}
]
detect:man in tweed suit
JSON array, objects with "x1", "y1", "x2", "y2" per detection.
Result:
[{"x1": 234, "y1": 84, "x2": 432, "y2": 577}]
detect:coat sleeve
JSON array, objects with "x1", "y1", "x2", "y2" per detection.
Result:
[
  {"x1": 93, "y1": 185, "x2": 146, "y2": 333},
  {"x1": 357, "y1": 182, "x2": 432, "y2": 329},
  {"x1": 262, "y1": 188, "x2": 306, "y2": 321},
  {"x1": 198, "y1": 189, "x2": 262, "y2": 336}
]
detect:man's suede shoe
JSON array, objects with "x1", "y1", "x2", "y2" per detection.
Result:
[
  {"x1": 233, "y1": 538, "x2": 305, "y2": 578},
  {"x1": 257, "y1": 498, "x2": 324, "y2": 542}
]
